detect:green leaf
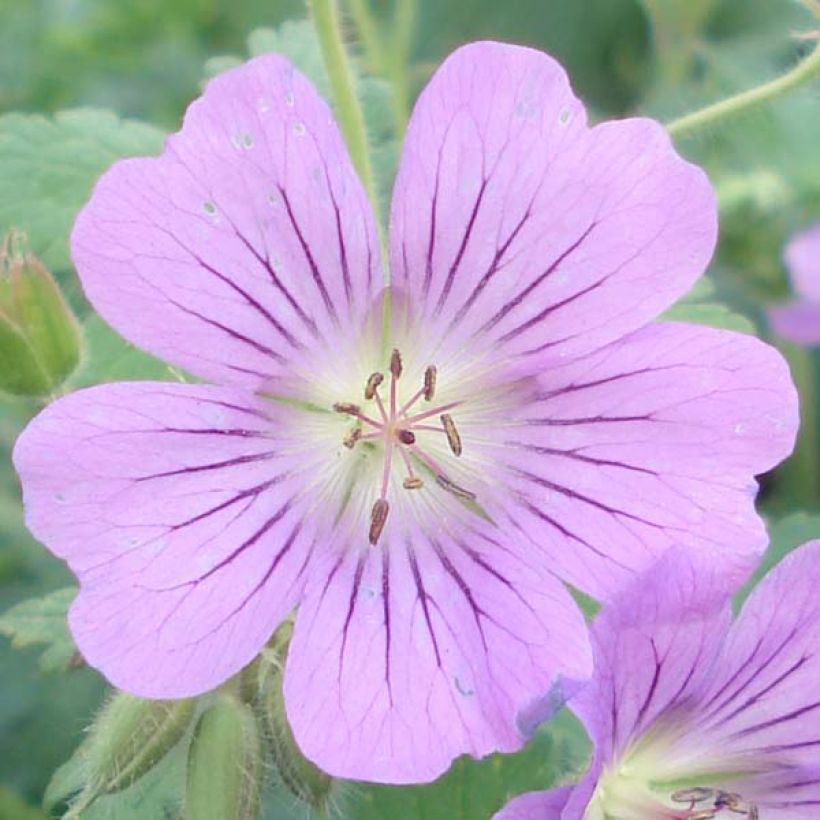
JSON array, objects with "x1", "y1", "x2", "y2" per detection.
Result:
[
  {"x1": 662, "y1": 276, "x2": 757, "y2": 335},
  {"x1": 0, "y1": 109, "x2": 165, "y2": 273},
  {"x1": 334, "y1": 711, "x2": 590, "y2": 820},
  {"x1": 0, "y1": 586, "x2": 78, "y2": 672},
  {"x1": 73, "y1": 314, "x2": 183, "y2": 385},
  {"x1": 0, "y1": 786, "x2": 46, "y2": 820}
]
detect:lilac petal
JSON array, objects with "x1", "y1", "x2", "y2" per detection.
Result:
[
  {"x1": 12, "y1": 382, "x2": 321, "y2": 697},
  {"x1": 785, "y1": 222, "x2": 820, "y2": 302},
  {"x1": 71, "y1": 56, "x2": 380, "y2": 391},
  {"x1": 696, "y1": 540, "x2": 820, "y2": 800},
  {"x1": 493, "y1": 787, "x2": 572, "y2": 819},
  {"x1": 570, "y1": 549, "x2": 733, "y2": 763},
  {"x1": 493, "y1": 322, "x2": 797, "y2": 600},
  {"x1": 390, "y1": 41, "x2": 716, "y2": 364},
  {"x1": 768, "y1": 301, "x2": 820, "y2": 346},
  {"x1": 283, "y1": 525, "x2": 591, "y2": 783}
]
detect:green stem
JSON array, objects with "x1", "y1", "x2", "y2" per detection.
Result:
[
  {"x1": 666, "y1": 41, "x2": 820, "y2": 138},
  {"x1": 309, "y1": 0, "x2": 381, "y2": 218}
]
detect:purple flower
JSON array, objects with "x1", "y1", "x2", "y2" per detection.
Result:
[
  {"x1": 495, "y1": 540, "x2": 820, "y2": 819},
  {"x1": 768, "y1": 223, "x2": 820, "y2": 346},
  {"x1": 13, "y1": 43, "x2": 797, "y2": 782}
]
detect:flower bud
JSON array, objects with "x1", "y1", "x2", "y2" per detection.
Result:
[
  {"x1": 255, "y1": 624, "x2": 334, "y2": 812},
  {"x1": 0, "y1": 230, "x2": 80, "y2": 396},
  {"x1": 70, "y1": 692, "x2": 195, "y2": 813},
  {"x1": 186, "y1": 694, "x2": 263, "y2": 820}
]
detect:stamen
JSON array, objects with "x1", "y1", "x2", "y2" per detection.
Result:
[
  {"x1": 403, "y1": 477, "x2": 424, "y2": 490},
  {"x1": 672, "y1": 789, "x2": 714, "y2": 805},
  {"x1": 390, "y1": 349, "x2": 403, "y2": 379},
  {"x1": 398, "y1": 430, "x2": 416, "y2": 445},
  {"x1": 440, "y1": 414, "x2": 462, "y2": 456},
  {"x1": 436, "y1": 474, "x2": 476, "y2": 501},
  {"x1": 689, "y1": 811, "x2": 717, "y2": 820},
  {"x1": 333, "y1": 402, "x2": 361, "y2": 416},
  {"x1": 342, "y1": 426, "x2": 362, "y2": 449},
  {"x1": 364, "y1": 372, "x2": 384, "y2": 400},
  {"x1": 423, "y1": 365, "x2": 437, "y2": 401},
  {"x1": 369, "y1": 499, "x2": 389, "y2": 545}
]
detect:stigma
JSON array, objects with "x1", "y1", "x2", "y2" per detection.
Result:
[{"x1": 333, "y1": 349, "x2": 473, "y2": 545}]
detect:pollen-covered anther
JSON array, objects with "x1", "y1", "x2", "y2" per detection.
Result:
[
  {"x1": 671, "y1": 786, "x2": 757, "y2": 819},
  {"x1": 403, "y1": 477, "x2": 424, "y2": 490},
  {"x1": 333, "y1": 402, "x2": 361, "y2": 416},
  {"x1": 369, "y1": 499, "x2": 390, "y2": 545},
  {"x1": 389, "y1": 349, "x2": 403, "y2": 379},
  {"x1": 342, "y1": 426, "x2": 362, "y2": 449},
  {"x1": 440, "y1": 413, "x2": 462, "y2": 456},
  {"x1": 364, "y1": 372, "x2": 383, "y2": 400},
  {"x1": 423, "y1": 365, "x2": 437, "y2": 401}
]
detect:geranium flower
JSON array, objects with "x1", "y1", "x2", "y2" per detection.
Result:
[
  {"x1": 495, "y1": 540, "x2": 820, "y2": 819},
  {"x1": 13, "y1": 42, "x2": 797, "y2": 782},
  {"x1": 768, "y1": 223, "x2": 820, "y2": 346}
]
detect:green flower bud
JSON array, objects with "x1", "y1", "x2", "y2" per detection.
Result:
[
  {"x1": 256, "y1": 624, "x2": 334, "y2": 813},
  {"x1": 186, "y1": 694, "x2": 263, "y2": 820},
  {"x1": 0, "y1": 230, "x2": 80, "y2": 397},
  {"x1": 67, "y1": 693, "x2": 195, "y2": 814}
]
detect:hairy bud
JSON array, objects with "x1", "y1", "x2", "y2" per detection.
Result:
[
  {"x1": 186, "y1": 694, "x2": 263, "y2": 820},
  {"x1": 0, "y1": 230, "x2": 80, "y2": 396}
]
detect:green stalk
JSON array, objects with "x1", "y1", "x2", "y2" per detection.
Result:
[
  {"x1": 666, "y1": 41, "x2": 820, "y2": 138},
  {"x1": 309, "y1": 0, "x2": 381, "y2": 227}
]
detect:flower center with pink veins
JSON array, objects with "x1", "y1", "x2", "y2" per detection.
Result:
[{"x1": 332, "y1": 348, "x2": 476, "y2": 544}]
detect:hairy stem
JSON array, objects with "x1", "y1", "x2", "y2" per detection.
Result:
[{"x1": 667, "y1": 41, "x2": 820, "y2": 138}]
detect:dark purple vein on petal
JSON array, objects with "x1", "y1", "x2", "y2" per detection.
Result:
[
  {"x1": 479, "y1": 222, "x2": 597, "y2": 336},
  {"x1": 408, "y1": 545, "x2": 442, "y2": 666},
  {"x1": 382, "y1": 548, "x2": 393, "y2": 704},
  {"x1": 168, "y1": 298, "x2": 285, "y2": 363},
  {"x1": 449, "y1": 205, "x2": 533, "y2": 329},
  {"x1": 231, "y1": 227, "x2": 319, "y2": 337},
  {"x1": 279, "y1": 186, "x2": 339, "y2": 323},
  {"x1": 423, "y1": 152, "x2": 443, "y2": 293},
  {"x1": 135, "y1": 451, "x2": 277, "y2": 482},
  {"x1": 504, "y1": 441, "x2": 659, "y2": 476},
  {"x1": 339, "y1": 553, "x2": 367, "y2": 675},
  {"x1": 434, "y1": 178, "x2": 489, "y2": 316}
]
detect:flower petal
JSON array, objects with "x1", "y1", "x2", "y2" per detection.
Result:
[
  {"x1": 492, "y1": 322, "x2": 797, "y2": 600},
  {"x1": 768, "y1": 301, "x2": 820, "y2": 346},
  {"x1": 570, "y1": 549, "x2": 733, "y2": 763},
  {"x1": 785, "y1": 222, "x2": 820, "y2": 302},
  {"x1": 71, "y1": 55, "x2": 381, "y2": 391},
  {"x1": 493, "y1": 787, "x2": 572, "y2": 819},
  {"x1": 283, "y1": 525, "x2": 591, "y2": 783},
  {"x1": 13, "y1": 382, "x2": 321, "y2": 697},
  {"x1": 389, "y1": 41, "x2": 716, "y2": 363},
  {"x1": 696, "y1": 540, "x2": 820, "y2": 792}
]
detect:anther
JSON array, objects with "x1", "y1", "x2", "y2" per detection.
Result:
[
  {"x1": 364, "y1": 372, "x2": 383, "y2": 400},
  {"x1": 369, "y1": 499, "x2": 390, "y2": 545},
  {"x1": 423, "y1": 365, "x2": 437, "y2": 401},
  {"x1": 333, "y1": 402, "x2": 360, "y2": 416},
  {"x1": 440, "y1": 414, "x2": 462, "y2": 456},
  {"x1": 714, "y1": 791, "x2": 744, "y2": 811},
  {"x1": 390, "y1": 349, "x2": 403, "y2": 379},
  {"x1": 436, "y1": 474, "x2": 476, "y2": 500},
  {"x1": 689, "y1": 812, "x2": 717, "y2": 820},
  {"x1": 672, "y1": 788, "x2": 714, "y2": 805},
  {"x1": 342, "y1": 427, "x2": 362, "y2": 449},
  {"x1": 403, "y1": 477, "x2": 424, "y2": 490},
  {"x1": 398, "y1": 429, "x2": 416, "y2": 445}
]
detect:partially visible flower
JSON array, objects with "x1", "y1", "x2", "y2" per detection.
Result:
[
  {"x1": 768, "y1": 223, "x2": 820, "y2": 346},
  {"x1": 13, "y1": 42, "x2": 797, "y2": 783},
  {"x1": 495, "y1": 540, "x2": 820, "y2": 819}
]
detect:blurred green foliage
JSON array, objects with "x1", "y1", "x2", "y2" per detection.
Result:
[{"x1": 0, "y1": 0, "x2": 818, "y2": 816}]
